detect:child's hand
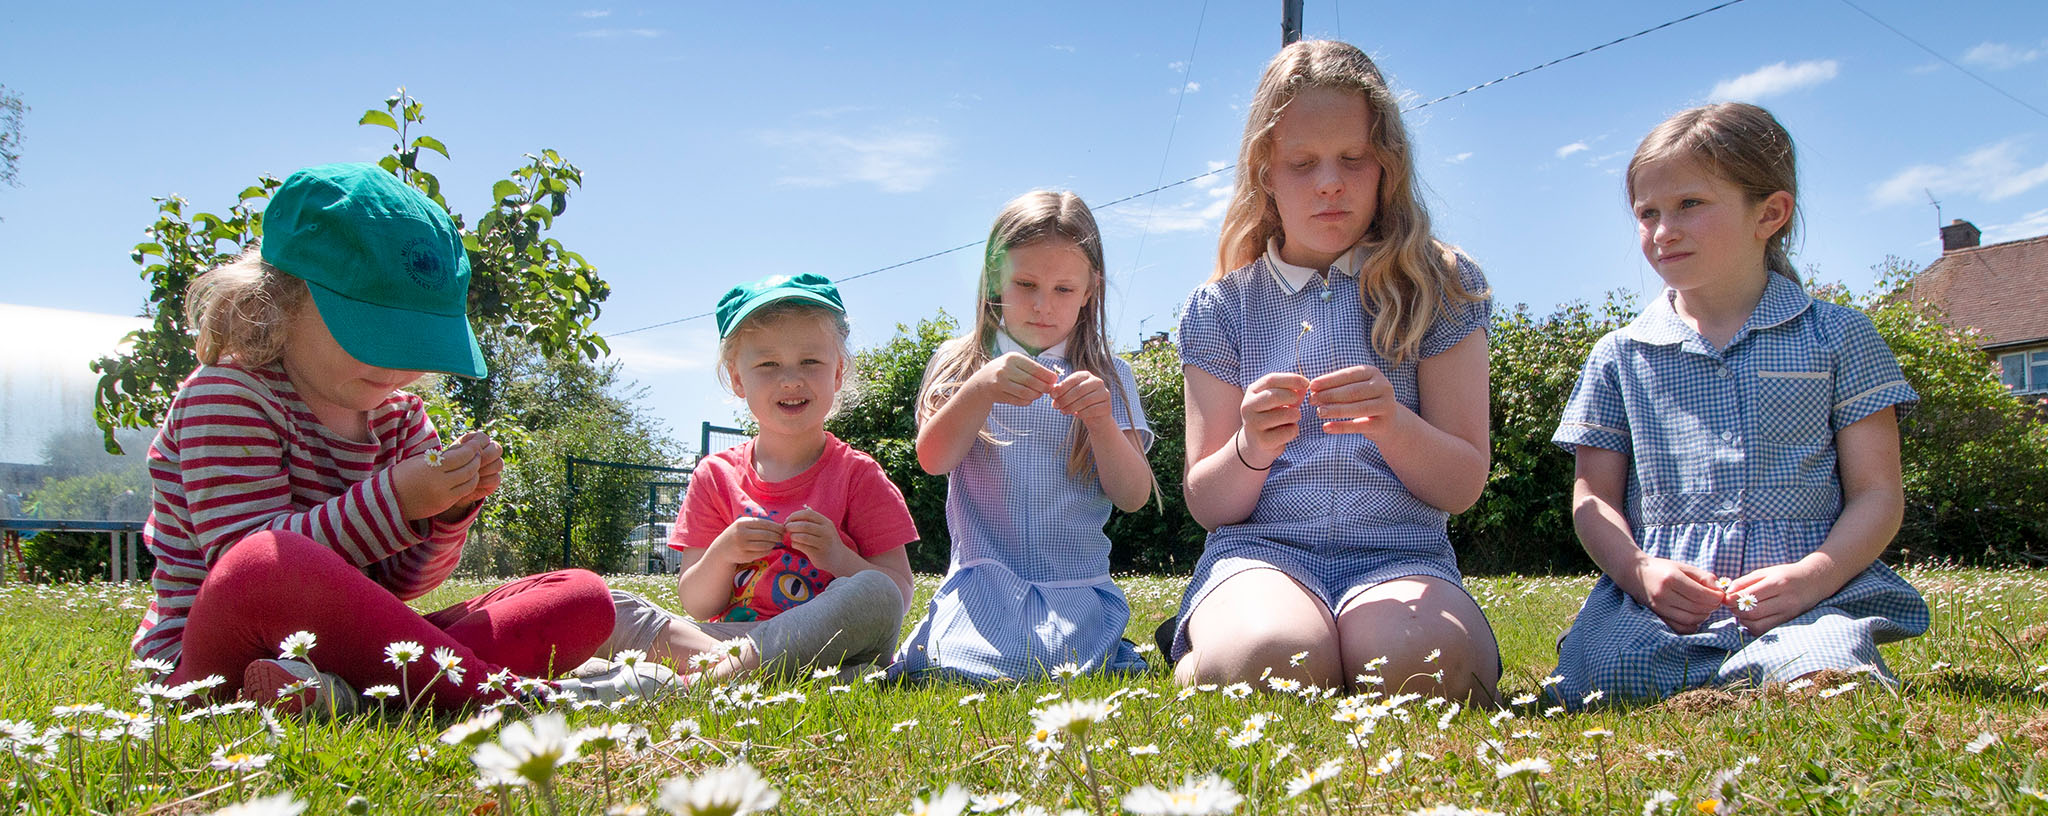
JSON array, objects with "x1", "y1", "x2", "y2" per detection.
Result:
[
  {"x1": 394, "y1": 437, "x2": 486, "y2": 521},
  {"x1": 1631, "y1": 557, "x2": 1723, "y2": 634},
  {"x1": 1308, "y1": 365, "x2": 1398, "y2": 435},
  {"x1": 974, "y1": 353, "x2": 1058, "y2": 407},
  {"x1": 445, "y1": 432, "x2": 504, "y2": 517},
  {"x1": 1049, "y1": 370, "x2": 1116, "y2": 427},
  {"x1": 709, "y1": 517, "x2": 784, "y2": 566},
  {"x1": 784, "y1": 507, "x2": 861, "y2": 577},
  {"x1": 1725, "y1": 562, "x2": 1823, "y2": 635},
  {"x1": 1238, "y1": 372, "x2": 1309, "y2": 468}
]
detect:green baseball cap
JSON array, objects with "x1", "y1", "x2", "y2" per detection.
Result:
[
  {"x1": 715, "y1": 273, "x2": 845, "y2": 338},
  {"x1": 260, "y1": 163, "x2": 487, "y2": 378}
]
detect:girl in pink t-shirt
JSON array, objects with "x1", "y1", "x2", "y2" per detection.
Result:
[{"x1": 595, "y1": 273, "x2": 918, "y2": 682}]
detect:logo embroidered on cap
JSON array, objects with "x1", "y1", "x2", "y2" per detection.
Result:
[{"x1": 400, "y1": 237, "x2": 450, "y2": 291}]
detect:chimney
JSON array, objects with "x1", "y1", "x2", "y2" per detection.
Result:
[{"x1": 1941, "y1": 219, "x2": 1981, "y2": 252}]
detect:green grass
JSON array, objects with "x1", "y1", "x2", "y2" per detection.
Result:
[{"x1": 1, "y1": 567, "x2": 2043, "y2": 815}]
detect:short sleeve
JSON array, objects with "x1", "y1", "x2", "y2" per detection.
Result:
[
  {"x1": 1177, "y1": 283, "x2": 1242, "y2": 387},
  {"x1": 1419, "y1": 254, "x2": 1494, "y2": 358},
  {"x1": 1552, "y1": 332, "x2": 1632, "y2": 455},
  {"x1": 843, "y1": 454, "x2": 919, "y2": 558},
  {"x1": 671, "y1": 460, "x2": 731, "y2": 551},
  {"x1": 1828, "y1": 308, "x2": 1919, "y2": 429},
  {"x1": 1109, "y1": 356, "x2": 1155, "y2": 453}
]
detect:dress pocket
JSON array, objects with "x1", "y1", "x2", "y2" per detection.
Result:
[{"x1": 1755, "y1": 372, "x2": 1831, "y2": 445}]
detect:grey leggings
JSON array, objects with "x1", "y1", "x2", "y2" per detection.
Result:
[{"x1": 599, "y1": 570, "x2": 905, "y2": 674}]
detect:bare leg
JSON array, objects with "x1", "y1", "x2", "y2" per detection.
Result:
[
  {"x1": 1336, "y1": 576, "x2": 1501, "y2": 704},
  {"x1": 1175, "y1": 568, "x2": 1342, "y2": 689}
]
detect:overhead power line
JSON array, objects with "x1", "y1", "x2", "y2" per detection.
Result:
[
  {"x1": 610, "y1": 0, "x2": 1750, "y2": 338},
  {"x1": 1834, "y1": 0, "x2": 2048, "y2": 123}
]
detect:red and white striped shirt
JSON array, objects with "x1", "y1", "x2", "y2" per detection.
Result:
[{"x1": 131, "y1": 362, "x2": 474, "y2": 663}]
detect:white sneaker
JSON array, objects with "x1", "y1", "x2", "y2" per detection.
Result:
[
  {"x1": 552, "y1": 661, "x2": 680, "y2": 703},
  {"x1": 243, "y1": 658, "x2": 358, "y2": 717}
]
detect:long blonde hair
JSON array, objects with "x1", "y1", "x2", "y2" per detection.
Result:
[
  {"x1": 919, "y1": 190, "x2": 1124, "y2": 479},
  {"x1": 187, "y1": 243, "x2": 310, "y2": 369},
  {"x1": 1627, "y1": 102, "x2": 1801, "y2": 281},
  {"x1": 1215, "y1": 40, "x2": 1482, "y2": 366}
]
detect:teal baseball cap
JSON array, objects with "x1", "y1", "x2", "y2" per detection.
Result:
[
  {"x1": 260, "y1": 163, "x2": 487, "y2": 378},
  {"x1": 715, "y1": 273, "x2": 845, "y2": 338}
]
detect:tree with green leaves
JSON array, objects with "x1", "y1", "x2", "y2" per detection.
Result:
[
  {"x1": 90, "y1": 88, "x2": 610, "y2": 452},
  {"x1": 0, "y1": 84, "x2": 24, "y2": 189}
]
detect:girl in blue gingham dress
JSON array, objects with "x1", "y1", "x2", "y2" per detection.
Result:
[
  {"x1": 1168, "y1": 40, "x2": 1502, "y2": 702},
  {"x1": 1549, "y1": 103, "x2": 1928, "y2": 705},
  {"x1": 891, "y1": 191, "x2": 1157, "y2": 683}
]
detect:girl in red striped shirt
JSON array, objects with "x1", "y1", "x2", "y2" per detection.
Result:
[{"x1": 135, "y1": 163, "x2": 669, "y2": 713}]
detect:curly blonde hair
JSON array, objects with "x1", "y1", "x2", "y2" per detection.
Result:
[
  {"x1": 1215, "y1": 40, "x2": 1483, "y2": 366},
  {"x1": 187, "y1": 243, "x2": 310, "y2": 369}
]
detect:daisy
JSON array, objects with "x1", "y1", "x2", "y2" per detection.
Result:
[
  {"x1": 432, "y1": 647, "x2": 466, "y2": 686},
  {"x1": 205, "y1": 793, "x2": 307, "y2": 816},
  {"x1": 1581, "y1": 689, "x2": 1606, "y2": 706},
  {"x1": 1734, "y1": 593, "x2": 1758, "y2": 612},
  {"x1": 1641, "y1": 791, "x2": 1679, "y2": 815},
  {"x1": 277, "y1": 631, "x2": 316, "y2": 660},
  {"x1": 1817, "y1": 682, "x2": 1859, "y2": 699},
  {"x1": 897, "y1": 784, "x2": 972, "y2": 816},
  {"x1": 1493, "y1": 757, "x2": 1553, "y2": 780},
  {"x1": 957, "y1": 693, "x2": 986, "y2": 707},
  {"x1": 1049, "y1": 663, "x2": 1083, "y2": 680},
  {"x1": 1267, "y1": 677, "x2": 1301, "y2": 693},
  {"x1": 1284, "y1": 757, "x2": 1344, "y2": 799},
  {"x1": 363, "y1": 685, "x2": 401, "y2": 703},
  {"x1": 1120, "y1": 775, "x2": 1243, "y2": 815},
  {"x1": 1964, "y1": 731, "x2": 1999, "y2": 754},
  {"x1": 1023, "y1": 727, "x2": 1064, "y2": 754},
  {"x1": 209, "y1": 748, "x2": 273, "y2": 773},
  {"x1": 1128, "y1": 744, "x2": 1161, "y2": 756},
  {"x1": 439, "y1": 710, "x2": 505, "y2": 747},
  {"x1": 1221, "y1": 683, "x2": 1252, "y2": 699},
  {"x1": 129, "y1": 657, "x2": 175, "y2": 676},
  {"x1": 970, "y1": 791, "x2": 1022, "y2": 813},
  {"x1": 1371, "y1": 748, "x2": 1405, "y2": 776},
  {"x1": 891, "y1": 719, "x2": 920, "y2": 734},
  {"x1": 470, "y1": 712, "x2": 581, "y2": 788},
  {"x1": 384, "y1": 641, "x2": 424, "y2": 668},
  {"x1": 1032, "y1": 698, "x2": 1116, "y2": 738},
  {"x1": 1288, "y1": 651, "x2": 1310, "y2": 667},
  {"x1": 654, "y1": 761, "x2": 781, "y2": 816}
]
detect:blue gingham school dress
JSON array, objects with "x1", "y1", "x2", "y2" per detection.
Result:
[
  {"x1": 890, "y1": 335, "x2": 1155, "y2": 683},
  {"x1": 1549, "y1": 273, "x2": 1929, "y2": 703},
  {"x1": 1169, "y1": 248, "x2": 1494, "y2": 660}
]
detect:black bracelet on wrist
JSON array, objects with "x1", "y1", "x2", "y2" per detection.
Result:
[{"x1": 1234, "y1": 429, "x2": 1272, "y2": 472}]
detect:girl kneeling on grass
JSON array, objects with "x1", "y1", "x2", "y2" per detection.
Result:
[
  {"x1": 134, "y1": 163, "x2": 669, "y2": 714},
  {"x1": 1548, "y1": 103, "x2": 1927, "y2": 705},
  {"x1": 597, "y1": 274, "x2": 917, "y2": 684}
]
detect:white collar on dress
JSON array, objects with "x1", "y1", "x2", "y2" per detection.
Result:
[
  {"x1": 995, "y1": 329, "x2": 1067, "y2": 360},
  {"x1": 1263, "y1": 237, "x2": 1361, "y2": 295}
]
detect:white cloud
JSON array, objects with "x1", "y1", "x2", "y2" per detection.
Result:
[
  {"x1": 578, "y1": 9, "x2": 611, "y2": 18},
  {"x1": 1871, "y1": 139, "x2": 2048, "y2": 206},
  {"x1": 1050, "y1": 44, "x2": 1075, "y2": 53},
  {"x1": 763, "y1": 127, "x2": 948, "y2": 194},
  {"x1": 604, "y1": 327, "x2": 718, "y2": 375},
  {"x1": 1168, "y1": 61, "x2": 1188, "y2": 72},
  {"x1": 1982, "y1": 208, "x2": 2048, "y2": 243},
  {"x1": 1446, "y1": 152, "x2": 1474, "y2": 164},
  {"x1": 577, "y1": 28, "x2": 661, "y2": 38},
  {"x1": 1962, "y1": 41, "x2": 2044, "y2": 71},
  {"x1": 1103, "y1": 161, "x2": 1232, "y2": 235},
  {"x1": 1175, "y1": 81, "x2": 1201, "y2": 94},
  {"x1": 1709, "y1": 59, "x2": 1839, "y2": 101},
  {"x1": 1555, "y1": 142, "x2": 1589, "y2": 159}
]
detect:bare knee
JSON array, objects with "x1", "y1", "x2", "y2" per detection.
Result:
[
  {"x1": 1339, "y1": 579, "x2": 1500, "y2": 704},
  {"x1": 1179, "y1": 616, "x2": 1339, "y2": 688}
]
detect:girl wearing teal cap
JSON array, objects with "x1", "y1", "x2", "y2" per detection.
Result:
[
  {"x1": 592, "y1": 273, "x2": 918, "y2": 684},
  {"x1": 134, "y1": 163, "x2": 672, "y2": 713}
]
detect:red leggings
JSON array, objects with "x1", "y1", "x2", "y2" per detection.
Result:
[{"x1": 165, "y1": 531, "x2": 613, "y2": 708}]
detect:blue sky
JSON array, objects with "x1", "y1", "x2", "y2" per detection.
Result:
[{"x1": 4, "y1": 1, "x2": 2046, "y2": 449}]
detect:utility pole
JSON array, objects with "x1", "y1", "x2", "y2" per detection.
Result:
[{"x1": 1282, "y1": 0, "x2": 1303, "y2": 45}]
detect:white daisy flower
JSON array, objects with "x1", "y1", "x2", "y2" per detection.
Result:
[
  {"x1": 1120, "y1": 774, "x2": 1243, "y2": 815},
  {"x1": 277, "y1": 631, "x2": 316, "y2": 660},
  {"x1": 654, "y1": 761, "x2": 781, "y2": 816},
  {"x1": 1493, "y1": 757, "x2": 1552, "y2": 779}
]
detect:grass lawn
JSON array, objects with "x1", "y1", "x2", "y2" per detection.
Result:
[{"x1": 0, "y1": 566, "x2": 2043, "y2": 815}]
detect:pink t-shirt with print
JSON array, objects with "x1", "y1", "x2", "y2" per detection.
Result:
[{"x1": 671, "y1": 434, "x2": 918, "y2": 622}]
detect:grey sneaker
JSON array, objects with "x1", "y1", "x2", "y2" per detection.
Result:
[
  {"x1": 552, "y1": 661, "x2": 680, "y2": 703},
  {"x1": 243, "y1": 658, "x2": 358, "y2": 718}
]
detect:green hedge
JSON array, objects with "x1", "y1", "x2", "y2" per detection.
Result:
[{"x1": 827, "y1": 272, "x2": 2048, "y2": 575}]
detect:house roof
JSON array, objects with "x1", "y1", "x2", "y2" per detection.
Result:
[{"x1": 1903, "y1": 233, "x2": 2048, "y2": 350}]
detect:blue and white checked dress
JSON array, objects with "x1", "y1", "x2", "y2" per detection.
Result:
[
  {"x1": 1549, "y1": 273, "x2": 1929, "y2": 703},
  {"x1": 891, "y1": 333, "x2": 1155, "y2": 682},
  {"x1": 1169, "y1": 245, "x2": 1494, "y2": 660}
]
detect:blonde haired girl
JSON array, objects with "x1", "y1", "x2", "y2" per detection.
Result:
[
  {"x1": 892, "y1": 190, "x2": 1156, "y2": 682},
  {"x1": 1167, "y1": 41, "x2": 1499, "y2": 702}
]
